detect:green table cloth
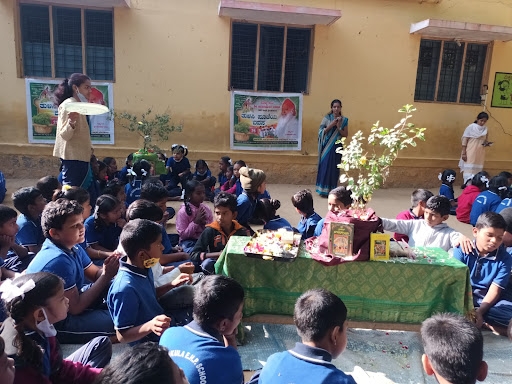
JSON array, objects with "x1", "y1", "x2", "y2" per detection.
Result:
[{"x1": 215, "y1": 237, "x2": 473, "y2": 324}]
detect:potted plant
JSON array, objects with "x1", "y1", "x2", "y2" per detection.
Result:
[
  {"x1": 32, "y1": 113, "x2": 53, "y2": 134},
  {"x1": 234, "y1": 122, "x2": 250, "y2": 142},
  {"x1": 113, "y1": 108, "x2": 182, "y2": 175}
]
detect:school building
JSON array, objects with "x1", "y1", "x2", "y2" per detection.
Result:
[{"x1": 1, "y1": 0, "x2": 511, "y2": 186}]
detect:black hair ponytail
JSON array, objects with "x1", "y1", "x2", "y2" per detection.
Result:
[{"x1": 184, "y1": 180, "x2": 202, "y2": 216}]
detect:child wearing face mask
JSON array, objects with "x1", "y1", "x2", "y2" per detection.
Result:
[
  {"x1": 0, "y1": 272, "x2": 112, "y2": 384},
  {"x1": 107, "y1": 219, "x2": 190, "y2": 346}
]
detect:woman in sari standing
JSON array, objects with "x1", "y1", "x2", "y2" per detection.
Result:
[
  {"x1": 459, "y1": 112, "x2": 490, "y2": 186},
  {"x1": 315, "y1": 99, "x2": 348, "y2": 197}
]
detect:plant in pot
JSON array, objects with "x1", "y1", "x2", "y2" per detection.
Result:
[
  {"x1": 234, "y1": 122, "x2": 250, "y2": 142},
  {"x1": 306, "y1": 105, "x2": 426, "y2": 264},
  {"x1": 32, "y1": 113, "x2": 53, "y2": 134},
  {"x1": 113, "y1": 108, "x2": 182, "y2": 175}
]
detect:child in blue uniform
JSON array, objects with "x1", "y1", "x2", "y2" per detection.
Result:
[
  {"x1": 160, "y1": 275, "x2": 245, "y2": 384},
  {"x1": 258, "y1": 288, "x2": 356, "y2": 384},
  {"x1": 36, "y1": 175, "x2": 62, "y2": 203},
  {"x1": 216, "y1": 156, "x2": 232, "y2": 194},
  {"x1": 438, "y1": 169, "x2": 457, "y2": 215},
  {"x1": 292, "y1": 189, "x2": 322, "y2": 240},
  {"x1": 125, "y1": 159, "x2": 151, "y2": 206},
  {"x1": 192, "y1": 159, "x2": 216, "y2": 202},
  {"x1": 236, "y1": 167, "x2": 267, "y2": 231},
  {"x1": 453, "y1": 211, "x2": 512, "y2": 336},
  {"x1": 470, "y1": 175, "x2": 508, "y2": 226},
  {"x1": 255, "y1": 198, "x2": 293, "y2": 231},
  {"x1": 118, "y1": 153, "x2": 133, "y2": 184},
  {"x1": 166, "y1": 145, "x2": 191, "y2": 197},
  {"x1": 12, "y1": 187, "x2": 46, "y2": 254}
]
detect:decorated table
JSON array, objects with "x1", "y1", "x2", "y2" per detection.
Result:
[{"x1": 215, "y1": 236, "x2": 473, "y2": 324}]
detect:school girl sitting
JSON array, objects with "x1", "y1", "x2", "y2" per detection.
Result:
[
  {"x1": 456, "y1": 171, "x2": 488, "y2": 224},
  {"x1": 438, "y1": 169, "x2": 458, "y2": 215},
  {"x1": 0, "y1": 272, "x2": 112, "y2": 383},
  {"x1": 220, "y1": 165, "x2": 237, "y2": 195},
  {"x1": 255, "y1": 198, "x2": 293, "y2": 231},
  {"x1": 125, "y1": 159, "x2": 152, "y2": 206},
  {"x1": 470, "y1": 175, "x2": 508, "y2": 226},
  {"x1": 165, "y1": 145, "x2": 191, "y2": 197},
  {"x1": 84, "y1": 195, "x2": 125, "y2": 266},
  {"x1": 192, "y1": 159, "x2": 216, "y2": 202},
  {"x1": 175, "y1": 180, "x2": 213, "y2": 254},
  {"x1": 216, "y1": 156, "x2": 232, "y2": 194}
]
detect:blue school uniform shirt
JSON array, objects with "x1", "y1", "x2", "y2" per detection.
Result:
[
  {"x1": 236, "y1": 192, "x2": 257, "y2": 227},
  {"x1": 235, "y1": 180, "x2": 243, "y2": 196},
  {"x1": 166, "y1": 157, "x2": 191, "y2": 183},
  {"x1": 26, "y1": 238, "x2": 92, "y2": 291},
  {"x1": 439, "y1": 184, "x2": 455, "y2": 200},
  {"x1": 496, "y1": 198, "x2": 512, "y2": 213},
  {"x1": 264, "y1": 217, "x2": 293, "y2": 231},
  {"x1": 470, "y1": 191, "x2": 503, "y2": 226},
  {"x1": 297, "y1": 212, "x2": 322, "y2": 240},
  {"x1": 259, "y1": 342, "x2": 356, "y2": 384},
  {"x1": 15, "y1": 214, "x2": 44, "y2": 248},
  {"x1": 453, "y1": 244, "x2": 512, "y2": 293},
  {"x1": 107, "y1": 256, "x2": 164, "y2": 346},
  {"x1": 160, "y1": 320, "x2": 244, "y2": 384},
  {"x1": 125, "y1": 180, "x2": 142, "y2": 206},
  {"x1": 193, "y1": 169, "x2": 212, "y2": 181},
  {"x1": 314, "y1": 218, "x2": 325, "y2": 237},
  {"x1": 84, "y1": 215, "x2": 122, "y2": 251},
  {"x1": 119, "y1": 165, "x2": 129, "y2": 183},
  {"x1": 161, "y1": 225, "x2": 172, "y2": 254}
]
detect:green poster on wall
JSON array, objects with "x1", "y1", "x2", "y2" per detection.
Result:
[{"x1": 490, "y1": 72, "x2": 512, "y2": 108}]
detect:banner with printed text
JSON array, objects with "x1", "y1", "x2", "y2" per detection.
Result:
[
  {"x1": 26, "y1": 78, "x2": 114, "y2": 144},
  {"x1": 230, "y1": 91, "x2": 303, "y2": 151}
]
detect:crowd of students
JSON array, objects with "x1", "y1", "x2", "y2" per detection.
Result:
[{"x1": 0, "y1": 151, "x2": 510, "y2": 383}]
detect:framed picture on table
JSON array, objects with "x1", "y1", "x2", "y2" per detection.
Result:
[{"x1": 370, "y1": 233, "x2": 390, "y2": 261}]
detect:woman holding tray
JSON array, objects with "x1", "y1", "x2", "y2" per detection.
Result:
[
  {"x1": 315, "y1": 99, "x2": 349, "y2": 197},
  {"x1": 53, "y1": 73, "x2": 94, "y2": 189}
]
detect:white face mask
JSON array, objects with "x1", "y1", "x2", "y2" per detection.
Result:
[
  {"x1": 36, "y1": 308, "x2": 57, "y2": 337},
  {"x1": 75, "y1": 89, "x2": 88, "y2": 103}
]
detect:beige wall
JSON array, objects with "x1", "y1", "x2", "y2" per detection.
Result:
[{"x1": 1, "y1": 0, "x2": 511, "y2": 186}]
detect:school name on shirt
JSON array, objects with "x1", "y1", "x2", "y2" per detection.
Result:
[{"x1": 169, "y1": 350, "x2": 208, "y2": 383}]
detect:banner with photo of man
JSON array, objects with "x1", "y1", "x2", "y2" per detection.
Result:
[
  {"x1": 26, "y1": 78, "x2": 114, "y2": 144},
  {"x1": 230, "y1": 91, "x2": 303, "y2": 151}
]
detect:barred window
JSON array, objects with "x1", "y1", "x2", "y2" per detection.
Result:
[
  {"x1": 414, "y1": 39, "x2": 488, "y2": 104},
  {"x1": 230, "y1": 22, "x2": 312, "y2": 93},
  {"x1": 19, "y1": 4, "x2": 114, "y2": 80}
]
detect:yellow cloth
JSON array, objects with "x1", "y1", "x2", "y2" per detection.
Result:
[{"x1": 52, "y1": 97, "x2": 92, "y2": 162}]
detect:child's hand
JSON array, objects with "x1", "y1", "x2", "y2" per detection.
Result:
[
  {"x1": 162, "y1": 210, "x2": 170, "y2": 224},
  {"x1": 474, "y1": 310, "x2": 484, "y2": 328},
  {"x1": 103, "y1": 254, "x2": 120, "y2": 279},
  {"x1": 178, "y1": 262, "x2": 195, "y2": 274},
  {"x1": 194, "y1": 208, "x2": 207, "y2": 225},
  {"x1": 456, "y1": 235, "x2": 474, "y2": 254},
  {"x1": 171, "y1": 273, "x2": 192, "y2": 287},
  {"x1": 150, "y1": 315, "x2": 171, "y2": 336},
  {"x1": 0, "y1": 235, "x2": 14, "y2": 249},
  {"x1": 172, "y1": 245, "x2": 183, "y2": 252}
]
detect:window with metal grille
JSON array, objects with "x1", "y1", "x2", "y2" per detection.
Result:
[
  {"x1": 230, "y1": 22, "x2": 312, "y2": 93},
  {"x1": 19, "y1": 4, "x2": 114, "y2": 80},
  {"x1": 414, "y1": 39, "x2": 488, "y2": 104}
]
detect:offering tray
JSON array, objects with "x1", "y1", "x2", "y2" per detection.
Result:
[{"x1": 244, "y1": 229, "x2": 301, "y2": 262}]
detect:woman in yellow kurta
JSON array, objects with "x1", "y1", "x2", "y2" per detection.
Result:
[{"x1": 459, "y1": 112, "x2": 490, "y2": 186}]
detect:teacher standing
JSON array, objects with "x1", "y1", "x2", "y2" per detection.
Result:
[
  {"x1": 53, "y1": 73, "x2": 93, "y2": 189},
  {"x1": 315, "y1": 99, "x2": 348, "y2": 197},
  {"x1": 459, "y1": 111, "x2": 489, "y2": 186}
]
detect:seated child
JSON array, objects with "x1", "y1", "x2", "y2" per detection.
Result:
[
  {"x1": 192, "y1": 159, "x2": 216, "y2": 202},
  {"x1": 0, "y1": 336, "x2": 14, "y2": 384},
  {"x1": 103, "y1": 179, "x2": 128, "y2": 209},
  {"x1": 118, "y1": 153, "x2": 133, "y2": 184},
  {"x1": 159, "y1": 275, "x2": 245, "y2": 384},
  {"x1": 456, "y1": 172, "x2": 488, "y2": 224},
  {"x1": 191, "y1": 192, "x2": 249, "y2": 274},
  {"x1": 292, "y1": 189, "x2": 322, "y2": 240},
  {"x1": 140, "y1": 180, "x2": 176, "y2": 223},
  {"x1": 255, "y1": 198, "x2": 293, "y2": 231},
  {"x1": 216, "y1": 156, "x2": 232, "y2": 194},
  {"x1": 237, "y1": 166, "x2": 267, "y2": 230},
  {"x1": 233, "y1": 160, "x2": 246, "y2": 196},
  {"x1": 470, "y1": 175, "x2": 508, "y2": 226},
  {"x1": 314, "y1": 186, "x2": 353, "y2": 237},
  {"x1": 108, "y1": 219, "x2": 190, "y2": 345},
  {"x1": 176, "y1": 180, "x2": 213, "y2": 254},
  {"x1": 94, "y1": 342, "x2": 188, "y2": 384},
  {"x1": 0, "y1": 205, "x2": 34, "y2": 274},
  {"x1": 220, "y1": 165, "x2": 237, "y2": 195},
  {"x1": 453, "y1": 211, "x2": 512, "y2": 336},
  {"x1": 420, "y1": 313, "x2": 487, "y2": 384},
  {"x1": 103, "y1": 156, "x2": 119, "y2": 181},
  {"x1": 36, "y1": 175, "x2": 62, "y2": 202},
  {"x1": 166, "y1": 145, "x2": 191, "y2": 197},
  {"x1": 13, "y1": 186, "x2": 46, "y2": 256},
  {"x1": 84, "y1": 194, "x2": 125, "y2": 265},
  {"x1": 26, "y1": 199, "x2": 118, "y2": 344},
  {"x1": 438, "y1": 169, "x2": 457, "y2": 215},
  {"x1": 258, "y1": 288, "x2": 356, "y2": 384},
  {"x1": 382, "y1": 195, "x2": 470, "y2": 252},
  {"x1": 125, "y1": 159, "x2": 152, "y2": 206},
  {"x1": 394, "y1": 189, "x2": 433, "y2": 242},
  {"x1": 0, "y1": 272, "x2": 111, "y2": 383}
]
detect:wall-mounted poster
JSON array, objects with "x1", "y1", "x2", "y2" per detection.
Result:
[
  {"x1": 230, "y1": 91, "x2": 303, "y2": 151},
  {"x1": 26, "y1": 78, "x2": 114, "y2": 144},
  {"x1": 490, "y1": 72, "x2": 512, "y2": 108}
]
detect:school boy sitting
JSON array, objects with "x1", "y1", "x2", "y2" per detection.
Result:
[
  {"x1": 292, "y1": 189, "x2": 322, "y2": 240},
  {"x1": 159, "y1": 275, "x2": 245, "y2": 384},
  {"x1": 107, "y1": 219, "x2": 180, "y2": 345},
  {"x1": 26, "y1": 199, "x2": 119, "y2": 344},
  {"x1": 258, "y1": 288, "x2": 356, "y2": 384},
  {"x1": 421, "y1": 313, "x2": 487, "y2": 384},
  {"x1": 382, "y1": 195, "x2": 472, "y2": 252},
  {"x1": 394, "y1": 189, "x2": 433, "y2": 243},
  {"x1": 453, "y1": 211, "x2": 512, "y2": 337},
  {"x1": 13, "y1": 187, "x2": 47, "y2": 255},
  {"x1": 190, "y1": 192, "x2": 249, "y2": 274}
]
